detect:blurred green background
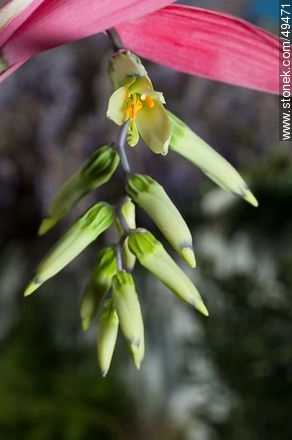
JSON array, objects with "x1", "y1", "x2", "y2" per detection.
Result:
[{"x1": 1, "y1": 1, "x2": 291, "y2": 439}]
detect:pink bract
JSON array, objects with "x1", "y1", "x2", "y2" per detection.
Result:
[
  {"x1": 118, "y1": 5, "x2": 279, "y2": 93},
  {"x1": 0, "y1": 0, "x2": 279, "y2": 93}
]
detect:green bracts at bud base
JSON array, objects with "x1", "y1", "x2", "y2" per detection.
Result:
[
  {"x1": 38, "y1": 145, "x2": 120, "y2": 235},
  {"x1": 108, "y1": 49, "x2": 148, "y2": 90},
  {"x1": 115, "y1": 197, "x2": 136, "y2": 271},
  {"x1": 80, "y1": 246, "x2": 117, "y2": 331},
  {"x1": 128, "y1": 229, "x2": 209, "y2": 316},
  {"x1": 24, "y1": 203, "x2": 113, "y2": 296},
  {"x1": 97, "y1": 299, "x2": 119, "y2": 377},
  {"x1": 126, "y1": 174, "x2": 196, "y2": 268},
  {"x1": 168, "y1": 111, "x2": 258, "y2": 207},
  {"x1": 112, "y1": 271, "x2": 144, "y2": 347}
]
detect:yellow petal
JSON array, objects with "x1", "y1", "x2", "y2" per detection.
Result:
[
  {"x1": 136, "y1": 100, "x2": 171, "y2": 155},
  {"x1": 129, "y1": 76, "x2": 153, "y2": 94},
  {"x1": 140, "y1": 90, "x2": 166, "y2": 104},
  {"x1": 106, "y1": 86, "x2": 127, "y2": 126}
]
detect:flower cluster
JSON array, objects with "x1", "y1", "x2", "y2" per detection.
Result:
[{"x1": 24, "y1": 50, "x2": 258, "y2": 376}]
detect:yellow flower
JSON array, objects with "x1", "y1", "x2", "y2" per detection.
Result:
[{"x1": 107, "y1": 51, "x2": 171, "y2": 155}]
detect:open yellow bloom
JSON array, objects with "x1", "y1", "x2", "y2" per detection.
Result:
[{"x1": 107, "y1": 51, "x2": 171, "y2": 155}]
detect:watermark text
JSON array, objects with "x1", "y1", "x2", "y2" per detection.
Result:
[{"x1": 279, "y1": 3, "x2": 291, "y2": 141}]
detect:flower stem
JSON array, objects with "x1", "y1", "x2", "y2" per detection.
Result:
[
  {"x1": 118, "y1": 121, "x2": 131, "y2": 174},
  {"x1": 106, "y1": 28, "x2": 123, "y2": 51},
  {"x1": 115, "y1": 243, "x2": 123, "y2": 271}
]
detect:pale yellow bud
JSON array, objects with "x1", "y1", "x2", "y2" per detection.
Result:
[
  {"x1": 39, "y1": 145, "x2": 119, "y2": 235},
  {"x1": 115, "y1": 197, "x2": 136, "y2": 271},
  {"x1": 24, "y1": 203, "x2": 113, "y2": 296},
  {"x1": 112, "y1": 271, "x2": 144, "y2": 347},
  {"x1": 127, "y1": 174, "x2": 196, "y2": 267},
  {"x1": 128, "y1": 229, "x2": 209, "y2": 316},
  {"x1": 80, "y1": 246, "x2": 117, "y2": 330},
  {"x1": 168, "y1": 111, "x2": 258, "y2": 207},
  {"x1": 97, "y1": 299, "x2": 119, "y2": 377}
]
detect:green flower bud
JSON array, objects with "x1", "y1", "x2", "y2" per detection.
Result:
[
  {"x1": 39, "y1": 145, "x2": 120, "y2": 235},
  {"x1": 126, "y1": 174, "x2": 196, "y2": 268},
  {"x1": 115, "y1": 197, "x2": 136, "y2": 271},
  {"x1": 168, "y1": 111, "x2": 258, "y2": 207},
  {"x1": 108, "y1": 50, "x2": 148, "y2": 90},
  {"x1": 112, "y1": 271, "x2": 144, "y2": 347},
  {"x1": 24, "y1": 202, "x2": 113, "y2": 296},
  {"x1": 97, "y1": 299, "x2": 119, "y2": 377},
  {"x1": 80, "y1": 246, "x2": 117, "y2": 331},
  {"x1": 128, "y1": 229, "x2": 208, "y2": 316}
]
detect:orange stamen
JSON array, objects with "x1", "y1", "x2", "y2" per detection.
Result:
[
  {"x1": 145, "y1": 96, "x2": 155, "y2": 108},
  {"x1": 124, "y1": 95, "x2": 143, "y2": 120}
]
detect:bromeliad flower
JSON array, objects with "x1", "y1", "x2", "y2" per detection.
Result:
[
  {"x1": 0, "y1": 1, "x2": 279, "y2": 93},
  {"x1": 1, "y1": 0, "x2": 279, "y2": 375},
  {"x1": 107, "y1": 50, "x2": 171, "y2": 154}
]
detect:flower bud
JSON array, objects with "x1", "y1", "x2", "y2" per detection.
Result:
[
  {"x1": 24, "y1": 202, "x2": 113, "y2": 296},
  {"x1": 80, "y1": 246, "x2": 117, "y2": 330},
  {"x1": 39, "y1": 145, "x2": 120, "y2": 235},
  {"x1": 126, "y1": 174, "x2": 196, "y2": 267},
  {"x1": 97, "y1": 299, "x2": 119, "y2": 377},
  {"x1": 120, "y1": 197, "x2": 136, "y2": 230},
  {"x1": 115, "y1": 197, "x2": 136, "y2": 271},
  {"x1": 112, "y1": 271, "x2": 144, "y2": 347},
  {"x1": 108, "y1": 50, "x2": 148, "y2": 90},
  {"x1": 128, "y1": 229, "x2": 208, "y2": 316},
  {"x1": 168, "y1": 111, "x2": 258, "y2": 207}
]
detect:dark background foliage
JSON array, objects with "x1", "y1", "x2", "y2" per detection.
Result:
[{"x1": 1, "y1": 1, "x2": 291, "y2": 439}]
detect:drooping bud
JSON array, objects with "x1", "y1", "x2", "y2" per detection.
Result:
[
  {"x1": 24, "y1": 202, "x2": 113, "y2": 296},
  {"x1": 39, "y1": 145, "x2": 120, "y2": 235},
  {"x1": 115, "y1": 197, "x2": 136, "y2": 271},
  {"x1": 97, "y1": 299, "x2": 119, "y2": 377},
  {"x1": 128, "y1": 229, "x2": 208, "y2": 316},
  {"x1": 80, "y1": 246, "x2": 117, "y2": 331},
  {"x1": 126, "y1": 174, "x2": 196, "y2": 267},
  {"x1": 112, "y1": 271, "x2": 144, "y2": 347},
  {"x1": 168, "y1": 111, "x2": 258, "y2": 207},
  {"x1": 108, "y1": 49, "x2": 148, "y2": 90}
]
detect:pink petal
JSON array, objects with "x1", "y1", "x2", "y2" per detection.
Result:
[
  {"x1": 0, "y1": 0, "x2": 174, "y2": 81},
  {"x1": 0, "y1": 0, "x2": 47, "y2": 46},
  {"x1": 117, "y1": 4, "x2": 280, "y2": 93}
]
